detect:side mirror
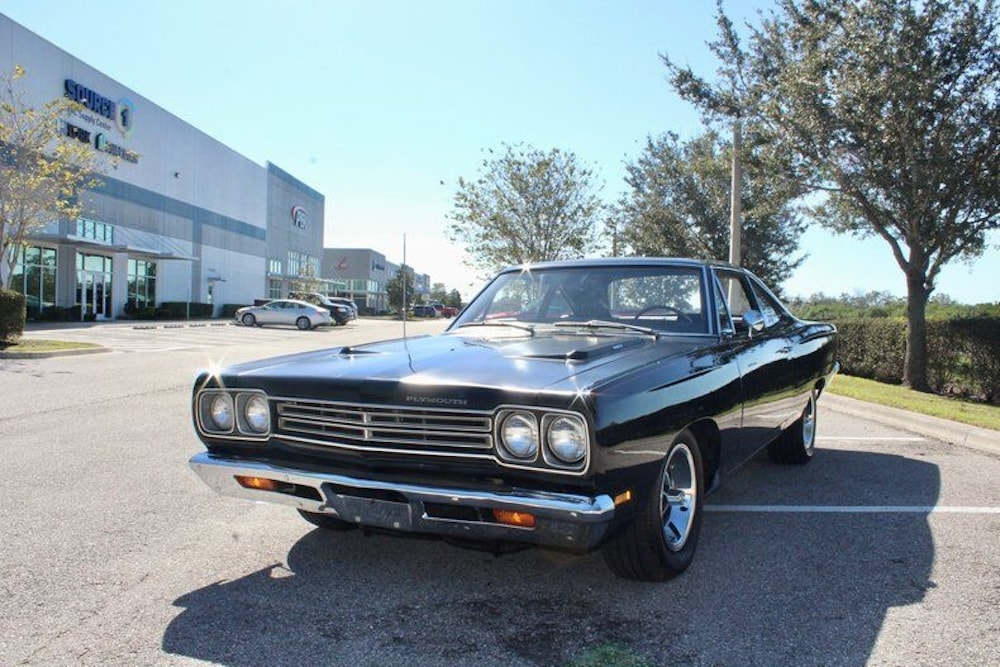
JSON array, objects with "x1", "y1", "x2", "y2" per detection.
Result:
[{"x1": 743, "y1": 310, "x2": 766, "y2": 336}]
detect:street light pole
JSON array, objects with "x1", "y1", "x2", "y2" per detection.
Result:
[{"x1": 729, "y1": 118, "x2": 743, "y2": 266}]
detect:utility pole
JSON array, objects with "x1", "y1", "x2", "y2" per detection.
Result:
[{"x1": 729, "y1": 118, "x2": 742, "y2": 266}]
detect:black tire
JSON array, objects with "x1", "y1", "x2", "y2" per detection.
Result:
[
  {"x1": 241, "y1": 313, "x2": 256, "y2": 327},
  {"x1": 602, "y1": 430, "x2": 705, "y2": 581},
  {"x1": 767, "y1": 391, "x2": 817, "y2": 465},
  {"x1": 297, "y1": 509, "x2": 356, "y2": 532},
  {"x1": 296, "y1": 316, "x2": 311, "y2": 331}
]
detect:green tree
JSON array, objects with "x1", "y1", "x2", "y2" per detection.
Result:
[
  {"x1": 1, "y1": 65, "x2": 106, "y2": 290},
  {"x1": 385, "y1": 265, "x2": 415, "y2": 314},
  {"x1": 669, "y1": 0, "x2": 999, "y2": 392},
  {"x1": 447, "y1": 143, "x2": 604, "y2": 277},
  {"x1": 428, "y1": 283, "x2": 463, "y2": 309},
  {"x1": 616, "y1": 130, "x2": 806, "y2": 290},
  {"x1": 429, "y1": 282, "x2": 448, "y2": 304},
  {"x1": 288, "y1": 262, "x2": 322, "y2": 295}
]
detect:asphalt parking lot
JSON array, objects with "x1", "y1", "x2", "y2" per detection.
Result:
[{"x1": 2, "y1": 319, "x2": 997, "y2": 666}]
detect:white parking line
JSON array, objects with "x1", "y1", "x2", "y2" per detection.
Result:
[
  {"x1": 706, "y1": 505, "x2": 1000, "y2": 514},
  {"x1": 817, "y1": 436, "x2": 926, "y2": 442}
]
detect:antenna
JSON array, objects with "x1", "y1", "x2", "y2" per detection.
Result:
[{"x1": 402, "y1": 233, "x2": 407, "y2": 340}]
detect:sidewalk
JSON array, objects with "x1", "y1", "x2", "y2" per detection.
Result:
[
  {"x1": 23, "y1": 318, "x2": 232, "y2": 331},
  {"x1": 823, "y1": 393, "x2": 998, "y2": 456}
]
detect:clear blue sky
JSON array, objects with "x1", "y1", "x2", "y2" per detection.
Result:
[{"x1": 2, "y1": 0, "x2": 996, "y2": 303}]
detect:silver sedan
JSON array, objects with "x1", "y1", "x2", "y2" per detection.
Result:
[{"x1": 234, "y1": 299, "x2": 332, "y2": 330}]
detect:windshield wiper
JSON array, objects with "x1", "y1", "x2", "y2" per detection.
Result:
[
  {"x1": 455, "y1": 320, "x2": 536, "y2": 336},
  {"x1": 553, "y1": 319, "x2": 660, "y2": 337}
]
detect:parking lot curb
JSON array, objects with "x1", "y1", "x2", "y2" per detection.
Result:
[
  {"x1": 0, "y1": 346, "x2": 109, "y2": 359},
  {"x1": 823, "y1": 393, "x2": 998, "y2": 456}
]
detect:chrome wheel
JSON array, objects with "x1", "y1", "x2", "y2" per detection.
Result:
[
  {"x1": 241, "y1": 313, "x2": 255, "y2": 326},
  {"x1": 802, "y1": 392, "x2": 817, "y2": 456},
  {"x1": 660, "y1": 442, "x2": 698, "y2": 552}
]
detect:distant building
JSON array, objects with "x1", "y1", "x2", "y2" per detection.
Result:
[
  {"x1": 2, "y1": 14, "x2": 324, "y2": 320},
  {"x1": 322, "y1": 248, "x2": 431, "y2": 314}
]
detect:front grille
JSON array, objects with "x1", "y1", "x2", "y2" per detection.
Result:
[{"x1": 274, "y1": 398, "x2": 494, "y2": 458}]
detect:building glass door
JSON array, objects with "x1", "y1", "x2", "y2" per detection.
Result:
[{"x1": 76, "y1": 253, "x2": 113, "y2": 320}]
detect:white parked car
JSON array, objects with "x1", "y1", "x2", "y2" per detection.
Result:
[{"x1": 235, "y1": 299, "x2": 331, "y2": 330}]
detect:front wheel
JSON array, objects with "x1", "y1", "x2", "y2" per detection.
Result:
[
  {"x1": 602, "y1": 430, "x2": 704, "y2": 581},
  {"x1": 241, "y1": 313, "x2": 256, "y2": 327},
  {"x1": 768, "y1": 391, "x2": 818, "y2": 464}
]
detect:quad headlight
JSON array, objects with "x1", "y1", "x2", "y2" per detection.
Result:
[
  {"x1": 208, "y1": 393, "x2": 234, "y2": 431},
  {"x1": 544, "y1": 415, "x2": 588, "y2": 464},
  {"x1": 498, "y1": 410, "x2": 539, "y2": 460},
  {"x1": 239, "y1": 393, "x2": 270, "y2": 433},
  {"x1": 494, "y1": 407, "x2": 589, "y2": 472},
  {"x1": 198, "y1": 390, "x2": 270, "y2": 438}
]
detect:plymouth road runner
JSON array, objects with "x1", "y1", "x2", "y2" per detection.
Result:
[{"x1": 190, "y1": 258, "x2": 838, "y2": 581}]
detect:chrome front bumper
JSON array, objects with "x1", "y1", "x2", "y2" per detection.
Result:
[{"x1": 189, "y1": 452, "x2": 616, "y2": 550}]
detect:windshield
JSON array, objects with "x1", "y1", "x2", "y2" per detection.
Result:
[{"x1": 454, "y1": 264, "x2": 709, "y2": 334}]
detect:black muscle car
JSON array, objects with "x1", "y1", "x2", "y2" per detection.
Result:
[{"x1": 190, "y1": 258, "x2": 838, "y2": 581}]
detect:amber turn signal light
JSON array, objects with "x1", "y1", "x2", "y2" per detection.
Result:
[
  {"x1": 235, "y1": 475, "x2": 281, "y2": 492},
  {"x1": 613, "y1": 489, "x2": 633, "y2": 506},
  {"x1": 492, "y1": 509, "x2": 536, "y2": 528}
]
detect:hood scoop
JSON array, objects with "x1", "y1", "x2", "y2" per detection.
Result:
[{"x1": 509, "y1": 336, "x2": 646, "y2": 362}]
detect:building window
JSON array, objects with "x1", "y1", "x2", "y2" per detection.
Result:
[
  {"x1": 11, "y1": 245, "x2": 57, "y2": 319},
  {"x1": 287, "y1": 251, "x2": 303, "y2": 279},
  {"x1": 268, "y1": 258, "x2": 283, "y2": 276},
  {"x1": 127, "y1": 259, "x2": 157, "y2": 311},
  {"x1": 267, "y1": 278, "x2": 282, "y2": 300},
  {"x1": 76, "y1": 217, "x2": 114, "y2": 244}
]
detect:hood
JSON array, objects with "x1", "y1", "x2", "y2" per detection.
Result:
[{"x1": 213, "y1": 330, "x2": 707, "y2": 408}]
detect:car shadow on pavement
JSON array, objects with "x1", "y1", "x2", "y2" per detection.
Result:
[{"x1": 163, "y1": 449, "x2": 938, "y2": 666}]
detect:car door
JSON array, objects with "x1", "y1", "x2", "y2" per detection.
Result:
[
  {"x1": 713, "y1": 269, "x2": 795, "y2": 473},
  {"x1": 259, "y1": 302, "x2": 285, "y2": 326}
]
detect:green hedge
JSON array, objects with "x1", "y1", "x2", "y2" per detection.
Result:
[
  {"x1": 154, "y1": 302, "x2": 214, "y2": 319},
  {"x1": 836, "y1": 317, "x2": 1000, "y2": 403},
  {"x1": 0, "y1": 289, "x2": 26, "y2": 341}
]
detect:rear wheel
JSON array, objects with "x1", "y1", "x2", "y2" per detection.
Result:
[
  {"x1": 768, "y1": 391, "x2": 817, "y2": 464},
  {"x1": 296, "y1": 316, "x2": 311, "y2": 330},
  {"x1": 298, "y1": 509, "x2": 356, "y2": 532},
  {"x1": 602, "y1": 430, "x2": 704, "y2": 581},
  {"x1": 241, "y1": 313, "x2": 256, "y2": 327}
]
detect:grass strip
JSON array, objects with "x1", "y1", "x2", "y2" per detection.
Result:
[{"x1": 830, "y1": 374, "x2": 1000, "y2": 431}]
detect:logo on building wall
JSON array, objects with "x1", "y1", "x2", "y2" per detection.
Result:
[
  {"x1": 291, "y1": 206, "x2": 308, "y2": 230},
  {"x1": 65, "y1": 79, "x2": 116, "y2": 120},
  {"x1": 116, "y1": 98, "x2": 135, "y2": 137},
  {"x1": 95, "y1": 133, "x2": 140, "y2": 163}
]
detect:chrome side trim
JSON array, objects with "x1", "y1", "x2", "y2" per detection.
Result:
[{"x1": 189, "y1": 452, "x2": 615, "y2": 549}]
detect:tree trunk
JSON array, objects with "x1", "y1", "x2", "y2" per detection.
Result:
[{"x1": 903, "y1": 270, "x2": 932, "y2": 392}]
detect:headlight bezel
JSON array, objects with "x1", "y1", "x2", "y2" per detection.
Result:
[
  {"x1": 197, "y1": 389, "x2": 271, "y2": 440},
  {"x1": 542, "y1": 414, "x2": 588, "y2": 466},
  {"x1": 493, "y1": 406, "x2": 590, "y2": 474},
  {"x1": 496, "y1": 409, "x2": 540, "y2": 462}
]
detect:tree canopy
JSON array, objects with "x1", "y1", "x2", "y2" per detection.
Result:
[
  {"x1": 385, "y1": 265, "x2": 415, "y2": 314},
  {"x1": 447, "y1": 143, "x2": 604, "y2": 277},
  {"x1": 614, "y1": 130, "x2": 806, "y2": 290},
  {"x1": 666, "y1": 0, "x2": 998, "y2": 391},
  {"x1": 0, "y1": 65, "x2": 106, "y2": 289}
]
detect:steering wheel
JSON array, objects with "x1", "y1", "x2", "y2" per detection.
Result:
[{"x1": 634, "y1": 305, "x2": 690, "y2": 322}]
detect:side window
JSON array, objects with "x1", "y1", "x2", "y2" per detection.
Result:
[
  {"x1": 748, "y1": 277, "x2": 788, "y2": 327},
  {"x1": 715, "y1": 271, "x2": 756, "y2": 335},
  {"x1": 714, "y1": 278, "x2": 733, "y2": 335}
]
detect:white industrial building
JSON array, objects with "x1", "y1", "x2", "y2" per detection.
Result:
[{"x1": 2, "y1": 13, "x2": 325, "y2": 320}]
